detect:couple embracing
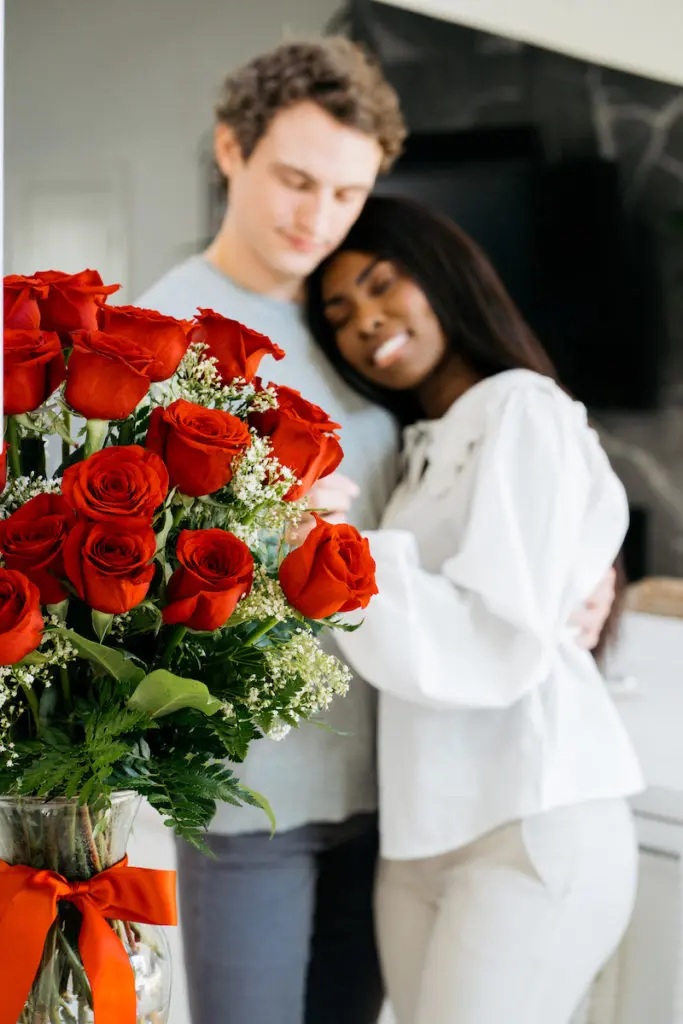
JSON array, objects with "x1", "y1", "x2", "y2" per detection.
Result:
[{"x1": 140, "y1": 37, "x2": 643, "y2": 1024}]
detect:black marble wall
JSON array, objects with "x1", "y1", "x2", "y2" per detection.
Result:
[{"x1": 338, "y1": 1, "x2": 683, "y2": 577}]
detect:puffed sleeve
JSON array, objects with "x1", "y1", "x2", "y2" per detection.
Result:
[{"x1": 336, "y1": 385, "x2": 628, "y2": 710}]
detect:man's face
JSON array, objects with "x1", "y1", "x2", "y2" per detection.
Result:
[{"x1": 215, "y1": 101, "x2": 384, "y2": 283}]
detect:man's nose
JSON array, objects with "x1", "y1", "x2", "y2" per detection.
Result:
[{"x1": 298, "y1": 190, "x2": 334, "y2": 237}]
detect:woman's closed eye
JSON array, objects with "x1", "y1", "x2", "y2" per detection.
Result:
[
  {"x1": 324, "y1": 301, "x2": 351, "y2": 331},
  {"x1": 324, "y1": 266, "x2": 397, "y2": 331}
]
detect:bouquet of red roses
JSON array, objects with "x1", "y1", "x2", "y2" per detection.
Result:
[{"x1": 0, "y1": 270, "x2": 378, "y2": 843}]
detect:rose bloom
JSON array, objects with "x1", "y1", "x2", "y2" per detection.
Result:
[
  {"x1": 62, "y1": 446, "x2": 169, "y2": 523},
  {"x1": 146, "y1": 399, "x2": 251, "y2": 497},
  {"x1": 0, "y1": 446, "x2": 7, "y2": 494},
  {"x1": 63, "y1": 520, "x2": 156, "y2": 614},
  {"x1": 65, "y1": 331, "x2": 154, "y2": 420},
  {"x1": 188, "y1": 308, "x2": 285, "y2": 384},
  {"x1": 98, "y1": 304, "x2": 192, "y2": 382},
  {"x1": 279, "y1": 517, "x2": 377, "y2": 619},
  {"x1": 0, "y1": 494, "x2": 76, "y2": 605},
  {"x1": 35, "y1": 269, "x2": 119, "y2": 335},
  {"x1": 4, "y1": 275, "x2": 48, "y2": 329},
  {"x1": 249, "y1": 385, "x2": 343, "y2": 500},
  {"x1": 163, "y1": 529, "x2": 254, "y2": 631},
  {"x1": 4, "y1": 329, "x2": 66, "y2": 415},
  {"x1": 0, "y1": 568, "x2": 43, "y2": 665}
]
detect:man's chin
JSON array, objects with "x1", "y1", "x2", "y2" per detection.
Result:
[{"x1": 274, "y1": 249, "x2": 329, "y2": 279}]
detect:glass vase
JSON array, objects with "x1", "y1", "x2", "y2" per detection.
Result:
[{"x1": 0, "y1": 791, "x2": 171, "y2": 1023}]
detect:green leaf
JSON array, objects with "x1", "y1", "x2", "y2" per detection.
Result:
[
  {"x1": 92, "y1": 610, "x2": 114, "y2": 642},
  {"x1": 46, "y1": 599, "x2": 69, "y2": 622},
  {"x1": 240, "y1": 785, "x2": 277, "y2": 836},
  {"x1": 154, "y1": 508, "x2": 173, "y2": 554},
  {"x1": 18, "y1": 650, "x2": 50, "y2": 667},
  {"x1": 59, "y1": 629, "x2": 145, "y2": 685},
  {"x1": 128, "y1": 669, "x2": 222, "y2": 719},
  {"x1": 326, "y1": 614, "x2": 364, "y2": 633},
  {"x1": 130, "y1": 600, "x2": 163, "y2": 637}
]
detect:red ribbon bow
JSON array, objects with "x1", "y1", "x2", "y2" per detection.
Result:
[{"x1": 0, "y1": 855, "x2": 177, "y2": 1023}]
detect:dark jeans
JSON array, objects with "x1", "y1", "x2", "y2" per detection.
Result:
[{"x1": 176, "y1": 813, "x2": 383, "y2": 1024}]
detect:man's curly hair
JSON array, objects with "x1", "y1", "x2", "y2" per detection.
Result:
[{"x1": 215, "y1": 38, "x2": 406, "y2": 173}]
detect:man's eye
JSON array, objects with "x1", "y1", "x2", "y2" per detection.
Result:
[{"x1": 282, "y1": 175, "x2": 310, "y2": 191}]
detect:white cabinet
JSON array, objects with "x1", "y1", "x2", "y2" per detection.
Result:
[
  {"x1": 571, "y1": 612, "x2": 683, "y2": 1024},
  {"x1": 572, "y1": 817, "x2": 683, "y2": 1024}
]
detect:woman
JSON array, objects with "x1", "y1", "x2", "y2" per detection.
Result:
[{"x1": 304, "y1": 195, "x2": 644, "y2": 1024}]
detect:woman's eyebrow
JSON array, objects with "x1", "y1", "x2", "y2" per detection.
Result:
[{"x1": 323, "y1": 258, "x2": 380, "y2": 307}]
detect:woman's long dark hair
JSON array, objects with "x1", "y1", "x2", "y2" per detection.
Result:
[
  {"x1": 305, "y1": 193, "x2": 622, "y2": 659},
  {"x1": 306, "y1": 194, "x2": 559, "y2": 426}
]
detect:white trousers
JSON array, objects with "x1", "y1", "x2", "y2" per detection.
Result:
[{"x1": 375, "y1": 798, "x2": 637, "y2": 1024}]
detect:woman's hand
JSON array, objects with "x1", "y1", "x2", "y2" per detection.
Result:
[
  {"x1": 286, "y1": 473, "x2": 360, "y2": 547},
  {"x1": 569, "y1": 567, "x2": 616, "y2": 650}
]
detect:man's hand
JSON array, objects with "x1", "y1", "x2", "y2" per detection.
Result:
[
  {"x1": 569, "y1": 567, "x2": 617, "y2": 650},
  {"x1": 286, "y1": 473, "x2": 360, "y2": 547}
]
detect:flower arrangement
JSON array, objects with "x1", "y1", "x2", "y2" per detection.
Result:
[{"x1": 0, "y1": 269, "x2": 378, "y2": 847}]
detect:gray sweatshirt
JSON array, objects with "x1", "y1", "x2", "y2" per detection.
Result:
[{"x1": 136, "y1": 256, "x2": 399, "y2": 834}]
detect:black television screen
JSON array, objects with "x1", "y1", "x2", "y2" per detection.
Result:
[{"x1": 374, "y1": 127, "x2": 660, "y2": 410}]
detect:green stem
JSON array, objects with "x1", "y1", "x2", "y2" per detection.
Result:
[
  {"x1": 5, "y1": 416, "x2": 22, "y2": 478},
  {"x1": 55, "y1": 926, "x2": 90, "y2": 997},
  {"x1": 62, "y1": 409, "x2": 71, "y2": 467},
  {"x1": 162, "y1": 625, "x2": 187, "y2": 666},
  {"x1": 20, "y1": 682, "x2": 40, "y2": 734},
  {"x1": 80, "y1": 805, "x2": 102, "y2": 874},
  {"x1": 59, "y1": 998, "x2": 79, "y2": 1024},
  {"x1": 172, "y1": 504, "x2": 186, "y2": 529},
  {"x1": 60, "y1": 665, "x2": 71, "y2": 709},
  {"x1": 245, "y1": 616, "x2": 279, "y2": 646},
  {"x1": 84, "y1": 419, "x2": 108, "y2": 458}
]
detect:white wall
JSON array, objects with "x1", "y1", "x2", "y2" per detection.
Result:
[
  {"x1": 4, "y1": 0, "x2": 340, "y2": 299},
  {"x1": 378, "y1": 0, "x2": 683, "y2": 87}
]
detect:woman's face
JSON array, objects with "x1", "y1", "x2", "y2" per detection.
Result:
[{"x1": 320, "y1": 251, "x2": 449, "y2": 390}]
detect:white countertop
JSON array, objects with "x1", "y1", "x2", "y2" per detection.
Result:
[{"x1": 606, "y1": 611, "x2": 683, "y2": 820}]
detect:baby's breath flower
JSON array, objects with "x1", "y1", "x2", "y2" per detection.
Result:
[
  {"x1": 230, "y1": 566, "x2": 290, "y2": 624},
  {"x1": 266, "y1": 720, "x2": 292, "y2": 742},
  {"x1": 1, "y1": 475, "x2": 63, "y2": 517},
  {"x1": 168, "y1": 343, "x2": 279, "y2": 416},
  {"x1": 261, "y1": 630, "x2": 351, "y2": 720},
  {"x1": 109, "y1": 612, "x2": 133, "y2": 640}
]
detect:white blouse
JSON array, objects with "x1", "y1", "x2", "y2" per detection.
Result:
[{"x1": 337, "y1": 370, "x2": 644, "y2": 860}]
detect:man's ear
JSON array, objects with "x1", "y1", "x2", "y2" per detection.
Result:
[{"x1": 214, "y1": 123, "x2": 243, "y2": 181}]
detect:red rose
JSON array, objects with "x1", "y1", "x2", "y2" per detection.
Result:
[
  {"x1": 0, "y1": 494, "x2": 76, "y2": 605},
  {"x1": 35, "y1": 269, "x2": 119, "y2": 336},
  {"x1": 65, "y1": 331, "x2": 153, "y2": 420},
  {"x1": 98, "y1": 305, "x2": 192, "y2": 382},
  {"x1": 163, "y1": 529, "x2": 254, "y2": 630},
  {"x1": 146, "y1": 399, "x2": 251, "y2": 497},
  {"x1": 0, "y1": 569, "x2": 43, "y2": 665},
  {"x1": 62, "y1": 446, "x2": 169, "y2": 523},
  {"x1": 4, "y1": 329, "x2": 66, "y2": 415},
  {"x1": 279, "y1": 517, "x2": 377, "y2": 619},
  {"x1": 249, "y1": 385, "x2": 343, "y2": 500},
  {"x1": 63, "y1": 520, "x2": 156, "y2": 614},
  {"x1": 0, "y1": 447, "x2": 7, "y2": 493},
  {"x1": 188, "y1": 309, "x2": 285, "y2": 384},
  {"x1": 4, "y1": 275, "x2": 48, "y2": 329}
]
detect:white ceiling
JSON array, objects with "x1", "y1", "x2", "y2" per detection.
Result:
[{"x1": 376, "y1": 0, "x2": 683, "y2": 86}]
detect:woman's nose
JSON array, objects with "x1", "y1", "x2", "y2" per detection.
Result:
[{"x1": 357, "y1": 306, "x2": 385, "y2": 338}]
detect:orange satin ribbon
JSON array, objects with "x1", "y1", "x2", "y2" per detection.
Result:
[{"x1": 0, "y1": 855, "x2": 177, "y2": 1024}]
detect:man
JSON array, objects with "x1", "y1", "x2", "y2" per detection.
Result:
[{"x1": 137, "y1": 38, "x2": 616, "y2": 1024}]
